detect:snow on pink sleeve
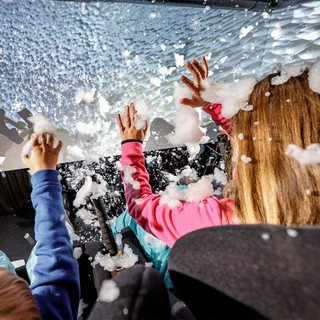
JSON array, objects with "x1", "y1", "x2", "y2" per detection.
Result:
[{"x1": 120, "y1": 141, "x2": 233, "y2": 247}]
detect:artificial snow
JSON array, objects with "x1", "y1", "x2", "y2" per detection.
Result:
[
  {"x1": 73, "y1": 175, "x2": 108, "y2": 208},
  {"x1": 240, "y1": 155, "x2": 252, "y2": 163},
  {"x1": 287, "y1": 229, "x2": 299, "y2": 238},
  {"x1": 261, "y1": 233, "x2": 270, "y2": 240},
  {"x1": 76, "y1": 120, "x2": 111, "y2": 137},
  {"x1": 73, "y1": 247, "x2": 83, "y2": 259},
  {"x1": 174, "y1": 53, "x2": 184, "y2": 67},
  {"x1": 28, "y1": 114, "x2": 56, "y2": 136},
  {"x1": 117, "y1": 163, "x2": 141, "y2": 190},
  {"x1": 308, "y1": 60, "x2": 320, "y2": 94},
  {"x1": 75, "y1": 88, "x2": 96, "y2": 104},
  {"x1": 265, "y1": 91, "x2": 271, "y2": 97},
  {"x1": 285, "y1": 144, "x2": 320, "y2": 165},
  {"x1": 167, "y1": 82, "x2": 209, "y2": 159},
  {"x1": 98, "y1": 94, "x2": 111, "y2": 116},
  {"x1": 134, "y1": 100, "x2": 150, "y2": 130},
  {"x1": 76, "y1": 208, "x2": 97, "y2": 225},
  {"x1": 143, "y1": 233, "x2": 167, "y2": 251},
  {"x1": 98, "y1": 280, "x2": 120, "y2": 302},
  {"x1": 93, "y1": 244, "x2": 138, "y2": 272},
  {"x1": 159, "y1": 175, "x2": 214, "y2": 209},
  {"x1": 115, "y1": 233, "x2": 123, "y2": 246},
  {"x1": 150, "y1": 77, "x2": 162, "y2": 87},
  {"x1": 213, "y1": 167, "x2": 227, "y2": 185},
  {"x1": 201, "y1": 78, "x2": 257, "y2": 119},
  {"x1": 271, "y1": 64, "x2": 306, "y2": 85},
  {"x1": 67, "y1": 145, "x2": 84, "y2": 160},
  {"x1": 238, "y1": 133, "x2": 244, "y2": 140},
  {"x1": 239, "y1": 25, "x2": 254, "y2": 39}
]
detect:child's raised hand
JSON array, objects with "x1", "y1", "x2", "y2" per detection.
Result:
[
  {"x1": 179, "y1": 56, "x2": 211, "y2": 108},
  {"x1": 21, "y1": 133, "x2": 62, "y2": 174},
  {"x1": 117, "y1": 103, "x2": 148, "y2": 142}
]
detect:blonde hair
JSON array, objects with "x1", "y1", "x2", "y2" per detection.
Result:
[
  {"x1": 0, "y1": 268, "x2": 41, "y2": 320},
  {"x1": 229, "y1": 70, "x2": 320, "y2": 225}
]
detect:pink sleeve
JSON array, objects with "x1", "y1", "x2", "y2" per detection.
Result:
[
  {"x1": 203, "y1": 103, "x2": 232, "y2": 135},
  {"x1": 120, "y1": 141, "x2": 233, "y2": 247}
]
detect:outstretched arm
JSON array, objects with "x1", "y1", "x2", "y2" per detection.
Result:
[
  {"x1": 22, "y1": 134, "x2": 80, "y2": 320},
  {"x1": 180, "y1": 57, "x2": 231, "y2": 135}
]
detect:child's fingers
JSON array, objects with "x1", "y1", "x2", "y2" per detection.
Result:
[
  {"x1": 31, "y1": 134, "x2": 40, "y2": 147},
  {"x1": 201, "y1": 56, "x2": 209, "y2": 78},
  {"x1": 125, "y1": 105, "x2": 131, "y2": 127},
  {"x1": 192, "y1": 60, "x2": 205, "y2": 80},
  {"x1": 48, "y1": 133, "x2": 54, "y2": 148},
  {"x1": 21, "y1": 154, "x2": 30, "y2": 166},
  {"x1": 39, "y1": 133, "x2": 47, "y2": 145},
  {"x1": 186, "y1": 61, "x2": 201, "y2": 87},
  {"x1": 179, "y1": 98, "x2": 198, "y2": 108},
  {"x1": 129, "y1": 103, "x2": 135, "y2": 126},
  {"x1": 117, "y1": 114, "x2": 125, "y2": 133},
  {"x1": 54, "y1": 140, "x2": 63, "y2": 153},
  {"x1": 180, "y1": 76, "x2": 199, "y2": 96}
]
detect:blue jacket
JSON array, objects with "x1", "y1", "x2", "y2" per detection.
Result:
[{"x1": 29, "y1": 170, "x2": 80, "y2": 320}]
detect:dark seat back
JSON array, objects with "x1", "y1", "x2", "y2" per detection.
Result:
[{"x1": 168, "y1": 224, "x2": 320, "y2": 319}]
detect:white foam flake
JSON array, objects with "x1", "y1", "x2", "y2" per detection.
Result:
[
  {"x1": 174, "y1": 53, "x2": 184, "y2": 67},
  {"x1": 143, "y1": 233, "x2": 167, "y2": 251},
  {"x1": 261, "y1": 233, "x2": 270, "y2": 240},
  {"x1": 134, "y1": 99, "x2": 150, "y2": 130},
  {"x1": 67, "y1": 145, "x2": 84, "y2": 160},
  {"x1": 308, "y1": 60, "x2": 320, "y2": 94},
  {"x1": 285, "y1": 144, "x2": 320, "y2": 165},
  {"x1": 240, "y1": 155, "x2": 252, "y2": 163},
  {"x1": 159, "y1": 175, "x2": 214, "y2": 209},
  {"x1": 98, "y1": 280, "x2": 120, "y2": 302},
  {"x1": 118, "y1": 164, "x2": 141, "y2": 190},
  {"x1": 75, "y1": 88, "x2": 96, "y2": 104},
  {"x1": 238, "y1": 133, "x2": 244, "y2": 140},
  {"x1": 167, "y1": 82, "x2": 209, "y2": 159},
  {"x1": 201, "y1": 78, "x2": 257, "y2": 119},
  {"x1": 160, "y1": 44, "x2": 166, "y2": 52},
  {"x1": 265, "y1": 91, "x2": 271, "y2": 97},
  {"x1": 287, "y1": 229, "x2": 298, "y2": 238},
  {"x1": 305, "y1": 189, "x2": 312, "y2": 195},
  {"x1": 158, "y1": 65, "x2": 176, "y2": 76},
  {"x1": 93, "y1": 244, "x2": 138, "y2": 272},
  {"x1": 271, "y1": 64, "x2": 306, "y2": 85},
  {"x1": 239, "y1": 25, "x2": 254, "y2": 39},
  {"x1": 73, "y1": 247, "x2": 83, "y2": 259},
  {"x1": 73, "y1": 175, "x2": 108, "y2": 208},
  {"x1": 76, "y1": 208, "x2": 97, "y2": 225},
  {"x1": 122, "y1": 50, "x2": 131, "y2": 58},
  {"x1": 28, "y1": 114, "x2": 56, "y2": 136},
  {"x1": 98, "y1": 94, "x2": 110, "y2": 116},
  {"x1": 150, "y1": 77, "x2": 162, "y2": 87},
  {"x1": 213, "y1": 167, "x2": 227, "y2": 185},
  {"x1": 76, "y1": 120, "x2": 111, "y2": 137}
]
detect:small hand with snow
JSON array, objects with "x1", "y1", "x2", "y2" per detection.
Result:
[
  {"x1": 180, "y1": 56, "x2": 211, "y2": 108},
  {"x1": 117, "y1": 103, "x2": 148, "y2": 141},
  {"x1": 21, "y1": 133, "x2": 62, "y2": 174}
]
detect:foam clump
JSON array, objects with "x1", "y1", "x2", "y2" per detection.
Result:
[
  {"x1": 159, "y1": 175, "x2": 214, "y2": 209},
  {"x1": 134, "y1": 100, "x2": 150, "y2": 130},
  {"x1": 93, "y1": 244, "x2": 138, "y2": 272},
  {"x1": 240, "y1": 155, "x2": 252, "y2": 163},
  {"x1": 201, "y1": 78, "x2": 257, "y2": 119},
  {"x1": 117, "y1": 163, "x2": 141, "y2": 190},
  {"x1": 98, "y1": 280, "x2": 120, "y2": 303},
  {"x1": 167, "y1": 82, "x2": 208, "y2": 159},
  {"x1": 285, "y1": 144, "x2": 320, "y2": 165},
  {"x1": 76, "y1": 120, "x2": 111, "y2": 137},
  {"x1": 73, "y1": 175, "x2": 108, "y2": 208},
  {"x1": 75, "y1": 88, "x2": 96, "y2": 105},
  {"x1": 73, "y1": 247, "x2": 83, "y2": 260},
  {"x1": 76, "y1": 208, "x2": 97, "y2": 225},
  {"x1": 308, "y1": 60, "x2": 320, "y2": 94},
  {"x1": 21, "y1": 114, "x2": 56, "y2": 157},
  {"x1": 271, "y1": 64, "x2": 306, "y2": 85}
]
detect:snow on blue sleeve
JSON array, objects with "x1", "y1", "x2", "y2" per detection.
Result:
[{"x1": 29, "y1": 169, "x2": 80, "y2": 320}]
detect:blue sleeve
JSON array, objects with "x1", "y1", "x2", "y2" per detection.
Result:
[{"x1": 29, "y1": 169, "x2": 80, "y2": 320}]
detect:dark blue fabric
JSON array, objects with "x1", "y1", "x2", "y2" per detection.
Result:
[{"x1": 29, "y1": 169, "x2": 80, "y2": 320}]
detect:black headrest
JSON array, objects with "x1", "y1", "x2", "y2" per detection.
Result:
[{"x1": 168, "y1": 224, "x2": 320, "y2": 319}]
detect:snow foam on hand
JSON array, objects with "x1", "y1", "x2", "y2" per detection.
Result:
[
  {"x1": 271, "y1": 64, "x2": 307, "y2": 85},
  {"x1": 21, "y1": 115, "x2": 56, "y2": 157},
  {"x1": 308, "y1": 60, "x2": 320, "y2": 94},
  {"x1": 285, "y1": 144, "x2": 320, "y2": 165},
  {"x1": 167, "y1": 82, "x2": 208, "y2": 159},
  {"x1": 134, "y1": 100, "x2": 150, "y2": 130},
  {"x1": 201, "y1": 78, "x2": 257, "y2": 119}
]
